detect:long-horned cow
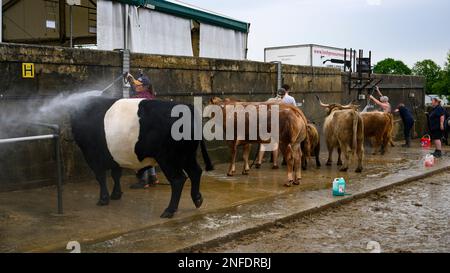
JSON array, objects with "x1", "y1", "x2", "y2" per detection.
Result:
[
  {"x1": 360, "y1": 112, "x2": 394, "y2": 155},
  {"x1": 317, "y1": 96, "x2": 364, "y2": 172},
  {"x1": 209, "y1": 97, "x2": 308, "y2": 187}
]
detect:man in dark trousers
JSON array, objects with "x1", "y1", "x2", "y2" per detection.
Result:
[
  {"x1": 394, "y1": 103, "x2": 415, "y2": 147},
  {"x1": 428, "y1": 97, "x2": 445, "y2": 158}
]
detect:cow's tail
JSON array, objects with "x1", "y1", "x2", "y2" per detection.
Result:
[
  {"x1": 352, "y1": 111, "x2": 359, "y2": 155},
  {"x1": 200, "y1": 140, "x2": 214, "y2": 171}
]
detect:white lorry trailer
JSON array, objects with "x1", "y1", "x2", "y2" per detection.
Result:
[{"x1": 264, "y1": 44, "x2": 355, "y2": 70}]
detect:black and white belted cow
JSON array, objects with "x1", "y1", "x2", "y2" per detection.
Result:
[{"x1": 70, "y1": 96, "x2": 213, "y2": 218}]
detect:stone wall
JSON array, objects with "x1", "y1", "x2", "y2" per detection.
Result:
[
  {"x1": 0, "y1": 43, "x2": 425, "y2": 191},
  {"x1": 342, "y1": 73, "x2": 426, "y2": 139}
]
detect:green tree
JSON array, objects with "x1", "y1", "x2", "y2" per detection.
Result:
[
  {"x1": 445, "y1": 50, "x2": 450, "y2": 72},
  {"x1": 412, "y1": 59, "x2": 442, "y2": 93},
  {"x1": 431, "y1": 76, "x2": 448, "y2": 95},
  {"x1": 431, "y1": 51, "x2": 450, "y2": 97},
  {"x1": 373, "y1": 58, "x2": 412, "y2": 75}
]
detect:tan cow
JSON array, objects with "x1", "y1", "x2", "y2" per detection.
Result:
[
  {"x1": 256, "y1": 96, "x2": 283, "y2": 170},
  {"x1": 318, "y1": 98, "x2": 364, "y2": 173},
  {"x1": 360, "y1": 112, "x2": 394, "y2": 155},
  {"x1": 301, "y1": 123, "x2": 321, "y2": 170},
  {"x1": 210, "y1": 97, "x2": 308, "y2": 187}
]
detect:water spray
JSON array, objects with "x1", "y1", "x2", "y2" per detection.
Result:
[
  {"x1": 100, "y1": 74, "x2": 126, "y2": 93},
  {"x1": 362, "y1": 87, "x2": 376, "y2": 113}
]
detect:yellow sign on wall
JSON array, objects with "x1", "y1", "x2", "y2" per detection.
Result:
[{"x1": 22, "y1": 63, "x2": 35, "y2": 78}]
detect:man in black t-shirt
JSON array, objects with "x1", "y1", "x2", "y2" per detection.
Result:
[{"x1": 428, "y1": 97, "x2": 445, "y2": 158}]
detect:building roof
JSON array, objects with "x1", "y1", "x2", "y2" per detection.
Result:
[{"x1": 110, "y1": 0, "x2": 250, "y2": 33}]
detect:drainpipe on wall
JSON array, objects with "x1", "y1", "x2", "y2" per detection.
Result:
[
  {"x1": 69, "y1": 5, "x2": 73, "y2": 47},
  {"x1": 244, "y1": 24, "x2": 250, "y2": 59},
  {"x1": 277, "y1": 61, "x2": 282, "y2": 90},
  {"x1": 271, "y1": 61, "x2": 282, "y2": 91},
  {"x1": 0, "y1": 0, "x2": 2, "y2": 43},
  {"x1": 124, "y1": 3, "x2": 129, "y2": 51},
  {"x1": 244, "y1": 34, "x2": 249, "y2": 60},
  {"x1": 59, "y1": 0, "x2": 66, "y2": 45},
  {"x1": 122, "y1": 4, "x2": 130, "y2": 98},
  {"x1": 309, "y1": 44, "x2": 315, "y2": 92},
  {"x1": 122, "y1": 49, "x2": 130, "y2": 98}
]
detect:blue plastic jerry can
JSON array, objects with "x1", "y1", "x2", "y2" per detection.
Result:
[{"x1": 332, "y1": 177, "x2": 346, "y2": 196}]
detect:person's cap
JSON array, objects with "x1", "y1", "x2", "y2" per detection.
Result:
[
  {"x1": 432, "y1": 97, "x2": 442, "y2": 102},
  {"x1": 137, "y1": 75, "x2": 151, "y2": 88},
  {"x1": 380, "y1": 96, "x2": 389, "y2": 102},
  {"x1": 277, "y1": 88, "x2": 287, "y2": 96}
]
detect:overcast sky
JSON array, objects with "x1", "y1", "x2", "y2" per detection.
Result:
[{"x1": 179, "y1": 0, "x2": 450, "y2": 67}]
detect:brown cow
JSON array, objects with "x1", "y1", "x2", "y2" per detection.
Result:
[
  {"x1": 360, "y1": 111, "x2": 394, "y2": 155},
  {"x1": 318, "y1": 97, "x2": 364, "y2": 172},
  {"x1": 301, "y1": 123, "x2": 321, "y2": 170},
  {"x1": 210, "y1": 97, "x2": 308, "y2": 186},
  {"x1": 256, "y1": 96, "x2": 283, "y2": 170}
]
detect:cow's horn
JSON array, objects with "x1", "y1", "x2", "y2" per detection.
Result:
[
  {"x1": 342, "y1": 103, "x2": 353, "y2": 108},
  {"x1": 316, "y1": 95, "x2": 329, "y2": 107},
  {"x1": 342, "y1": 99, "x2": 358, "y2": 108},
  {"x1": 340, "y1": 106, "x2": 353, "y2": 110},
  {"x1": 341, "y1": 104, "x2": 359, "y2": 110}
]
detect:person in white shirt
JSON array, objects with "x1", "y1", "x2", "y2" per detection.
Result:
[
  {"x1": 279, "y1": 85, "x2": 297, "y2": 106},
  {"x1": 256, "y1": 85, "x2": 298, "y2": 169}
]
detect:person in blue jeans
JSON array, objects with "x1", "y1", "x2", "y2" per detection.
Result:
[{"x1": 394, "y1": 103, "x2": 415, "y2": 148}]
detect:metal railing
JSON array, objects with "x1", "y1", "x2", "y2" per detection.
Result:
[{"x1": 0, "y1": 123, "x2": 64, "y2": 214}]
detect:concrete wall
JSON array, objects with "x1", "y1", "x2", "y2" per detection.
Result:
[
  {"x1": 342, "y1": 73, "x2": 426, "y2": 139},
  {"x1": 130, "y1": 54, "x2": 343, "y2": 130},
  {"x1": 0, "y1": 43, "x2": 425, "y2": 191},
  {"x1": 0, "y1": 43, "x2": 122, "y2": 191}
]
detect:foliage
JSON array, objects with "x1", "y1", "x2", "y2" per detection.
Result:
[
  {"x1": 373, "y1": 58, "x2": 412, "y2": 75},
  {"x1": 412, "y1": 59, "x2": 441, "y2": 93}
]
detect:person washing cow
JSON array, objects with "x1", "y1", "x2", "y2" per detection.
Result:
[
  {"x1": 394, "y1": 103, "x2": 415, "y2": 148},
  {"x1": 279, "y1": 84, "x2": 297, "y2": 106},
  {"x1": 357, "y1": 85, "x2": 395, "y2": 154},
  {"x1": 369, "y1": 86, "x2": 391, "y2": 113},
  {"x1": 127, "y1": 70, "x2": 156, "y2": 99},
  {"x1": 125, "y1": 71, "x2": 159, "y2": 189},
  {"x1": 256, "y1": 85, "x2": 298, "y2": 169}
]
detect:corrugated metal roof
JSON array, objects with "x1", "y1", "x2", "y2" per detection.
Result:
[{"x1": 109, "y1": 0, "x2": 250, "y2": 33}]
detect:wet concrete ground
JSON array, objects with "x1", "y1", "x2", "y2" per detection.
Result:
[
  {"x1": 0, "y1": 143, "x2": 449, "y2": 252},
  {"x1": 198, "y1": 173, "x2": 450, "y2": 253}
]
